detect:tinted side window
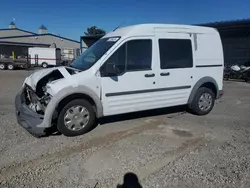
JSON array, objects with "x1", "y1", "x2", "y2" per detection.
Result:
[
  {"x1": 100, "y1": 44, "x2": 126, "y2": 76},
  {"x1": 100, "y1": 39, "x2": 152, "y2": 76},
  {"x1": 159, "y1": 39, "x2": 193, "y2": 69},
  {"x1": 127, "y1": 40, "x2": 152, "y2": 71}
]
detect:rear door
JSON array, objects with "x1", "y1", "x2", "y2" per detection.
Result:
[{"x1": 155, "y1": 33, "x2": 195, "y2": 106}]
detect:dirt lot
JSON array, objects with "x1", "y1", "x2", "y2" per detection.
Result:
[{"x1": 0, "y1": 70, "x2": 250, "y2": 188}]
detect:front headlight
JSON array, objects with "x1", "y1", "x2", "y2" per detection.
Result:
[{"x1": 43, "y1": 94, "x2": 52, "y2": 105}]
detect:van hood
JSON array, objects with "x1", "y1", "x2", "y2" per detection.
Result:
[
  {"x1": 23, "y1": 66, "x2": 80, "y2": 91},
  {"x1": 21, "y1": 66, "x2": 82, "y2": 115}
]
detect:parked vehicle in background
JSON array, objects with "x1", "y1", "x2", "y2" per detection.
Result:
[
  {"x1": 0, "y1": 47, "x2": 80, "y2": 70},
  {"x1": 61, "y1": 48, "x2": 80, "y2": 66},
  {"x1": 28, "y1": 47, "x2": 61, "y2": 68},
  {"x1": 0, "y1": 54, "x2": 30, "y2": 70},
  {"x1": 224, "y1": 62, "x2": 250, "y2": 82},
  {"x1": 15, "y1": 24, "x2": 224, "y2": 138}
]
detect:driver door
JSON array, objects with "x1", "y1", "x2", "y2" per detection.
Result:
[{"x1": 100, "y1": 37, "x2": 158, "y2": 116}]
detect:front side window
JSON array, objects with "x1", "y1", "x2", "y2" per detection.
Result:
[
  {"x1": 100, "y1": 39, "x2": 152, "y2": 76},
  {"x1": 101, "y1": 43, "x2": 126, "y2": 76},
  {"x1": 126, "y1": 40, "x2": 152, "y2": 71},
  {"x1": 71, "y1": 37, "x2": 120, "y2": 71},
  {"x1": 159, "y1": 39, "x2": 193, "y2": 69}
]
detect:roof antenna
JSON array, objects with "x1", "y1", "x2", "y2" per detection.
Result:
[{"x1": 113, "y1": 21, "x2": 125, "y2": 31}]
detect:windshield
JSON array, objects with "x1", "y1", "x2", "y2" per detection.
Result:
[{"x1": 71, "y1": 37, "x2": 120, "y2": 71}]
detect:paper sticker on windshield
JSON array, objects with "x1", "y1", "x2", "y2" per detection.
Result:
[{"x1": 107, "y1": 37, "x2": 119, "y2": 42}]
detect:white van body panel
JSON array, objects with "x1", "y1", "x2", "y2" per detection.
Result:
[
  {"x1": 154, "y1": 32, "x2": 195, "y2": 110},
  {"x1": 193, "y1": 32, "x2": 224, "y2": 90},
  {"x1": 96, "y1": 24, "x2": 223, "y2": 116},
  {"x1": 100, "y1": 36, "x2": 159, "y2": 115}
]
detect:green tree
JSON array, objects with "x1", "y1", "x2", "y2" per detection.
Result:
[{"x1": 84, "y1": 26, "x2": 106, "y2": 35}]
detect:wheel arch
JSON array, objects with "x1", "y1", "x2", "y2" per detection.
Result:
[
  {"x1": 39, "y1": 86, "x2": 103, "y2": 129},
  {"x1": 188, "y1": 77, "x2": 219, "y2": 105},
  {"x1": 56, "y1": 93, "x2": 98, "y2": 116}
]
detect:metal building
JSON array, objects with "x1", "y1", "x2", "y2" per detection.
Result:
[
  {"x1": 0, "y1": 22, "x2": 80, "y2": 59},
  {"x1": 80, "y1": 34, "x2": 104, "y2": 53},
  {"x1": 200, "y1": 19, "x2": 250, "y2": 66}
]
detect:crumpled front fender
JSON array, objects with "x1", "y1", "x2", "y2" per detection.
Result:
[{"x1": 36, "y1": 85, "x2": 103, "y2": 128}]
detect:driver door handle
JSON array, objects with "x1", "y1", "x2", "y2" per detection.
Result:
[
  {"x1": 145, "y1": 73, "x2": 155, "y2": 77},
  {"x1": 160, "y1": 72, "x2": 170, "y2": 76}
]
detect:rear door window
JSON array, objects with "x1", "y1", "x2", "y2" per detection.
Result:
[{"x1": 159, "y1": 39, "x2": 193, "y2": 69}]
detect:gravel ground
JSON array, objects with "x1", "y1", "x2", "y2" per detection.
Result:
[{"x1": 0, "y1": 70, "x2": 250, "y2": 188}]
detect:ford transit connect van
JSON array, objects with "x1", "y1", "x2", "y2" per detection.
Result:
[{"x1": 15, "y1": 24, "x2": 224, "y2": 137}]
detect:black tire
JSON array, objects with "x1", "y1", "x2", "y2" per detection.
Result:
[
  {"x1": 189, "y1": 87, "x2": 215, "y2": 115},
  {"x1": 41, "y1": 62, "x2": 48, "y2": 68},
  {"x1": 0, "y1": 63, "x2": 5, "y2": 70},
  {"x1": 7, "y1": 63, "x2": 14, "y2": 70},
  {"x1": 57, "y1": 99, "x2": 96, "y2": 137}
]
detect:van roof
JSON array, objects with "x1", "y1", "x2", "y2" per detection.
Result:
[{"x1": 104, "y1": 23, "x2": 217, "y2": 38}]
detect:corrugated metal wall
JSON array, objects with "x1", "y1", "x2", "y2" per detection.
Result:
[
  {"x1": 0, "y1": 29, "x2": 32, "y2": 37},
  {"x1": 0, "y1": 35, "x2": 80, "y2": 49},
  {"x1": 199, "y1": 19, "x2": 250, "y2": 66},
  {"x1": 222, "y1": 36, "x2": 250, "y2": 65}
]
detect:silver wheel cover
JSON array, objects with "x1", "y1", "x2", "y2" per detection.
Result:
[
  {"x1": 64, "y1": 105, "x2": 90, "y2": 131},
  {"x1": 198, "y1": 93, "x2": 212, "y2": 111}
]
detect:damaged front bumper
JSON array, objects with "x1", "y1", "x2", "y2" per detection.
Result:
[
  {"x1": 15, "y1": 90, "x2": 47, "y2": 137},
  {"x1": 15, "y1": 66, "x2": 82, "y2": 137}
]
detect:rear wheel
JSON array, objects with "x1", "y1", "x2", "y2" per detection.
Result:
[
  {"x1": 0, "y1": 63, "x2": 5, "y2": 70},
  {"x1": 57, "y1": 99, "x2": 96, "y2": 137},
  {"x1": 189, "y1": 87, "x2": 215, "y2": 115},
  {"x1": 7, "y1": 63, "x2": 14, "y2": 70},
  {"x1": 41, "y1": 62, "x2": 48, "y2": 68}
]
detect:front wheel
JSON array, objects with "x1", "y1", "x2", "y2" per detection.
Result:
[
  {"x1": 57, "y1": 99, "x2": 96, "y2": 137},
  {"x1": 189, "y1": 87, "x2": 215, "y2": 115}
]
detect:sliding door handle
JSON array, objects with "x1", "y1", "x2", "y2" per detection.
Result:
[
  {"x1": 160, "y1": 72, "x2": 170, "y2": 76},
  {"x1": 145, "y1": 73, "x2": 155, "y2": 77}
]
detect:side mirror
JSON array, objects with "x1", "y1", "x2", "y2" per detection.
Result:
[{"x1": 106, "y1": 63, "x2": 119, "y2": 76}]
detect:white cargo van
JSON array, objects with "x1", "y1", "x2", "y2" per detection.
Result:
[
  {"x1": 15, "y1": 24, "x2": 224, "y2": 137},
  {"x1": 28, "y1": 47, "x2": 61, "y2": 68}
]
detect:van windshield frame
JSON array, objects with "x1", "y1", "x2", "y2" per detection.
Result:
[{"x1": 70, "y1": 37, "x2": 120, "y2": 71}]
